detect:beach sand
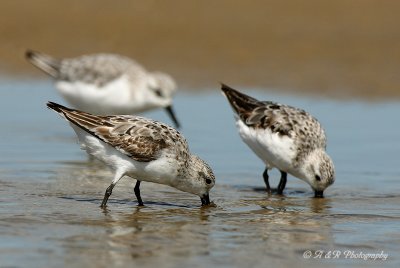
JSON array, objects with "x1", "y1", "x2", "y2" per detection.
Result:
[{"x1": 1, "y1": 0, "x2": 400, "y2": 99}]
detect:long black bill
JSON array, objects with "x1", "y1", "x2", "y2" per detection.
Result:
[
  {"x1": 200, "y1": 194, "x2": 210, "y2": 206},
  {"x1": 165, "y1": 105, "x2": 180, "y2": 129},
  {"x1": 314, "y1": 190, "x2": 324, "y2": 198}
]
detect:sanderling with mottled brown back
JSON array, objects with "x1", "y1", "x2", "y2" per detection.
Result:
[
  {"x1": 46, "y1": 101, "x2": 214, "y2": 207},
  {"x1": 26, "y1": 50, "x2": 180, "y2": 128},
  {"x1": 221, "y1": 84, "x2": 334, "y2": 197}
]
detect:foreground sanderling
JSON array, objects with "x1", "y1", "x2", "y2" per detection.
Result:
[
  {"x1": 47, "y1": 101, "x2": 215, "y2": 207},
  {"x1": 26, "y1": 50, "x2": 180, "y2": 128},
  {"x1": 221, "y1": 84, "x2": 334, "y2": 197}
]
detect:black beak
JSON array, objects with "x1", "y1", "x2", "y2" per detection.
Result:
[
  {"x1": 200, "y1": 194, "x2": 210, "y2": 206},
  {"x1": 314, "y1": 190, "x2": 324, "y2": 198},
  {"x1": 165, "y1": 105, "x2": 180, "y2": 129}
]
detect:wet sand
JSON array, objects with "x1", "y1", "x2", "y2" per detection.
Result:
[
  {"x1": 0, "y1": 80, "x2": 399, "y2": 267},
  {"x1": 1, "y1": 1, "x2": 400, "y2": 99}
]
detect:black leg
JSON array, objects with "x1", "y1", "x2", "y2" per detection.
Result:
[
  {"x1": 277, "y1": 171, "x2": 287, "y2": 195},
  {"x1": 134, "y1": 180, "x2": 144, "y2": 206},
  {"x1": 263, "y1": 168, "x2": 271, "y2": 193},
  {"x1": 101, "y1": 183, "x2": 115, "y2": 208}
]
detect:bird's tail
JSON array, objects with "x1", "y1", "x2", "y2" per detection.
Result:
[
  {"x1": 46, "y1": 101, "x2": 74, "y2": 115},
  {"x1": 47, "y1": 101, "x2": 108, "y2": 130},
  {"x1": 220, "y1": 83, "x2": 261, "y2": 117},
  {"x1": 25, "y1": 50, "x2": 61, "y2": 78}
]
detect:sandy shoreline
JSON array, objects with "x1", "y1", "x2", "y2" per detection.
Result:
[{"x1": 1, "y1": 0, "x2": 400, "y2": 100}]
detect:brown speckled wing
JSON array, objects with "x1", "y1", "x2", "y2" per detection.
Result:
[
  {"x1": 47, "y1": 102, "x2": 185, "y2": 162},
  {"x1": 94, "y1": 123, "x2": 168, "y2": 162},
  {"x1": 222, "y1": 84, "x2": 292, "y2": 134},
  {"x1": 250, "y1": 103, "x2": 327, "y2": 149},
  {"x1": 59, "y1": 54, "x2": 145, "y2": 87},
  {"x1": 221, "y1": 85, "x2": 327, "y2": 150},
  {"x1": 221, "y1": 83, "x2": 262, "y2": 120}
]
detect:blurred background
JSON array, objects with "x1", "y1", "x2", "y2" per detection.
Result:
[
  {"x1": 1, "y1": 2, "x2": 400, "y2": 267},
  {"x1": 1, "y1": 0, "x2": 400, "y2": 99}
]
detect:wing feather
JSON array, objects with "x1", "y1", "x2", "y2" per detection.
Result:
[
  {"x1": 59, "y1": 54, "x2": 145, "y2": 87},
  {"x1": 47, "y1": 102, "x2": 183, "y2": 162},
  {"x1": 221, "y1": 85, "x2": 327, "y2": 150}
]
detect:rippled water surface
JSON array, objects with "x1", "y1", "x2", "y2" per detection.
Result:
[{"x1": 0, "y1": 79, "x2": 399, "y2": 267}]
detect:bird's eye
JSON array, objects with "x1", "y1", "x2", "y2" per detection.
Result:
[
  {"x1": 315, "y1": 175, "x2": 321, "y2": 181},
  {"x1": 154, "y1": 88, "x2": 163, "y2": 97},
  {"x1": 205, "y1": 179, "x2": 212, "y2": 185}
]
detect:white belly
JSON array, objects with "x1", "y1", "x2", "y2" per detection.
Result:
[
  {"x1": 70, "y1": 124, "x2": 179, "y2": 185},
  {"x1": 56, "y1": 75, "x2": 156, "y2": 115},
  {"x1": 236, "y1": 120, "x2": 297, "y2": 172}
]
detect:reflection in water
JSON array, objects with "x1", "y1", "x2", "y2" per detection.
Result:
[
  {"x1": 105, "y1": 207, "x2": 213, "y2": 263},
  {"x1": 34, "y1": 158, "x2": 398, "y2": 267},
  {"x1": 39, "y1": 159, "x2": 339, "y2": 267},
  {"x1": 308, "y1": 197, "x2": 332, "y2": 214},
  {"x1": 1, "y1": 82, "x2": 399, "y2": 267}
]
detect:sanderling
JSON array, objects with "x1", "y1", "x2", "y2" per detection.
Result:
[
  {"x1": 26, "y1": 50, "x2": 180, "y2": 128},
  {"x1": 221, "y1": 84, "x2": 334, "y2": 197},
  {"x1": 46, "y1": 101, "x2": 215, "y2": 207}
]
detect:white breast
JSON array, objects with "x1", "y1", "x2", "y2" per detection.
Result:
[
  {"x1": 236, "y1": 120, "x2": 297, "y2": 171},
  {"x1": 70, "y1": 123, "x2": 179, "y2": 185},
  {"x1": 56, "y1": 75, "x2": 154, "y2": 115}
]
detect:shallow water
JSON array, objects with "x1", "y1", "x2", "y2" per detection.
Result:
[{"x1": 0, "y1": 79, "x2": 399, "y2": 267}]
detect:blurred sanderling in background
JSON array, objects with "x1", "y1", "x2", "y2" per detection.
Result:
[{"x1": 26, "y1": 50, "x2": 180, "y2": 128}]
